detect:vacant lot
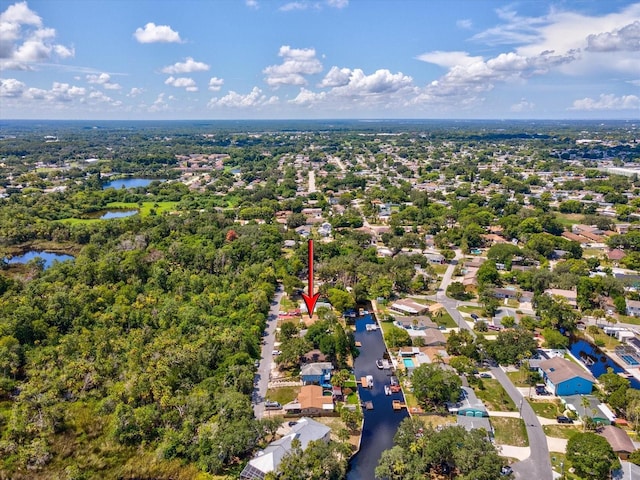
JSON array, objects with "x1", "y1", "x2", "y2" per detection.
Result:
[{"x1": 492, "y1": 417, "x2": 529, "y2": 446}]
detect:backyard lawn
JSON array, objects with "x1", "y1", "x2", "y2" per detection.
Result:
[
  {"x1": 543, "y1": 425, "x2": 581, "y2": 440},
  {"x1": 474, "y1": 379, "x2": 517, "y2": 411},
  {"x1": 550, "y1": 452, "x2": 581, "y2": 480},
  {"x1": 529, "y1": 399, "x2": 563, "y2": 419},
  {"x1": 492, "y1": 417, "x2": 529, "y2": 447}
]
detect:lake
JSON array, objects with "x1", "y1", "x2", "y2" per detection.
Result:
[
  {"x1": 102, "y1": 178, "x2": 162, "y2": 189},
  {"x1": 6, "y1": 251, "x2": 74, "y2": 270},
  {"x1": 347, "y1": 314, "x2": 409, "y2": 480}
]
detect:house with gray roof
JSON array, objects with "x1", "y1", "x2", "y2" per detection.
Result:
[
  {"x1": 240, "y1": 417, "x2": 331, "y2": 479},
  {"x1": 538, "y1": 357, "x2": 596, "y2": 396}
]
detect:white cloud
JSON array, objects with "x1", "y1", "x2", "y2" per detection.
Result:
[
  {"x1": 165, "y1": 76, "x2": 198, "y2": 91},
  {"x1": 457, "y1": 19, "x2": 472, "y2": 29},
  {"x1": 586, "y1": 20, "x2": 640, "y2": 52},
  {"x1": 416, "y1": 51, "x2": 484, "y2": 69},
  {"x1": 290, "y1": 87, "x2": 326, "y2": 105},
  {"x1": 318, "y1": 66, "x2": 351, "y2": 87},
  {"x1": 326, "y1": 0, "x2": 348, "y2": 8},
  {"x1": 86, "y1": 72, "x2": 121, "y2": 90},
  {"x1": 208, "y1": 86, "x2": 278, "y2": 108},
  {"x1": 133, "y1": 22, "x2": 182, "y2": 43},
  {"x1": 161, "y1": 57, "x2": 209, "y2": 74},
  {"x1": 0, "y1": 77, "x2": 25, "y2": 97},
  {"x1": 0, "y1": 1, "x2": 74, "y2": 69},
  {"x1": 208, "y1": 76, "x2": 224, "y2": 91},
  {"x1": 127, "y1": 87, "x2": 144, "y2": 97},
  {"x1": 570, "y1": 93, "x2": 640, "y2": 111},
  {"x1": 510, "y1": 99, "x2": 535, "y2": 112},
  {"x1": 279, "y1": 2, "x2": 310, "y2": 12},
  {"x1": 149, "y1": 93, "x2": 170, "y2": 112},
  {"x1": 245, "y1": 0, "x2": 259, "y2": 8},
  {"x1": 263, "y1": 45, "x2": 322, "y2": 87}
]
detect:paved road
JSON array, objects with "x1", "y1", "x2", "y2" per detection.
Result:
[
  {"x1": 491, "y1": 366, "x2": 554, "y2": 480},
  {"x1": 433, "y1": 252, "x2": 553, "y2": 478},
  {"x1": 252, "y1": 284, "x2": 284, "y2": 419}
]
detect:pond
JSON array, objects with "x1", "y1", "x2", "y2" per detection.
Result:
[
  {"x1": 569, "y1": 338, "x2": 640, "y2": 390},
  {"x1": 97, "y1": 210, "x2": 138, "y2": 219},
  {"x1": 347, "y1": 314, "x2": 409, "y2": 480},
  {"x1": 6, "y1": 251, "x2": 74, "y2": 270},
  {"x1": 102, "y1": 178, "x2": 163, "y2": 189}
]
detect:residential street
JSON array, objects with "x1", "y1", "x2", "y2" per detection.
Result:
[
  {"x1": 252, "y1": 284, "x2": 284, "y2": 419},
  {"x1": 434, "y1": 252, "x2": 553, "y2": 479},
  {"x1": 491, "y1": 366, "x2": 554, "y2": 480}
]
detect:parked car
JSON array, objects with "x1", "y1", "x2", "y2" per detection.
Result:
[
  {"x1": 471, "y1": 313, "x2": 479, "y2": 320},
  {"x1": 265, "y1": 400, "x2": 281, "y2": 409},
  {"x1": 557, "y1": 415, "x2": 574, "y2": 424},
  {"x1": 501, "y1": 465, "x2": 513, "y2": 476},
  {"x1": 272, "y1": 350, "x2": 281, "y2": 356},
  {"x1": 479, "y1": 373, "x2": 492, "y2": 378}
]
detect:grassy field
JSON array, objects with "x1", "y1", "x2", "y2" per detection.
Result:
[
  {"x1": 491, "y1": 417, "x2": 529, "y2": 446},
  {"x1": 432, "y1": 264, "x2": 449, "y2": 275},
  {"x1": 529, "y1": 399, "x2": 563, "y2": 419},
  {"x1": 58, "y1": 201, "x2": 179, "y2": 225},
  {"x1": 618, "y1": 315, "x2": 640, "y2": 326},
  {"x1": 437, "y1": 312, "x2": 457, "y2": 328},
  {"x1": 458, "y1": 305, "x2": 484, "y2": 314},
  {"x1": 474, "y1": 379, "x2": 517, "y2": 411},
  {"x1": 506, "y1": 371, "x2": 530, "y2": 387},
  {"x1": 265, "y1": 386, "x2": 299, "y2": 405},
  {"x1": 550, "y1": 452, "x2": 581, "y2": 480},
  {"x1": 554, "y1": 213, "x2": 583, "y2": 227},
  {"x1": 543, "y1": 425, "x2": 581, "y2": 439}
]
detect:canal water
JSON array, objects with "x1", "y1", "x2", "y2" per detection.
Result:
[
  {"x1": 570, "y1": 338, "x2": 640, "y2": 390},
  {"x1": 347, "y1": 314, "x2": 409, "y2": 480}
]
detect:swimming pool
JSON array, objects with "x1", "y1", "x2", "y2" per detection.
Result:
[
  {"x1": 621, "y1": 355, "x2": 639, "y2": 366},
  {"x1": 403, "y1": 358, "x2": 415, "y2": 368}
]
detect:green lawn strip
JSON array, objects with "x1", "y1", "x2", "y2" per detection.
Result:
[
  {"x1": 618, "y1": 315, "x2": 640, "y2": 326},
  {"x1": 458, "y1": 306, "x2": 484, "y2": 314},
  {"x1": 505, "y1": 371, "x2": 530, "y2": 388},
  {"x1": 437, "y1": 312, "x2": 457, "y2": 328},
  {"x1": 491, "y1": 417, "x2": 529, "y2": 447},
  {"x1": 265, "y1": 386, "x2": 300, "y2": 405},
  {"x1": 543, "y1": 425, "x2": 581, "y2": 440},
  {"x1": 528, "y1": 399, "x2": 563, "y2": 419},
  {"x1": 432, "y1": 264, "x2": 448, "y2": 275},
  {"x1": 473, "y1": 379, "x2": 517, "y2": 412},
  {"x1": 550, "y1": 452, "x2": 581, "y2": 480},
  {"x1": 105, "y1": 201, "x2": 179, "y2": 216}
]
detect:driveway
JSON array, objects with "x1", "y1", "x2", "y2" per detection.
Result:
[{"x1": 252, "y1": 284, "x2": 284, "y2": 419}]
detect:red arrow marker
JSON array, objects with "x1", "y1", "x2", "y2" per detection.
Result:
[{"x1": 302, "y1": 239, "x2": 320, "y2": 318}]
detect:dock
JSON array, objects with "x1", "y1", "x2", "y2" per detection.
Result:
[
  {"x1": 392, "y1": 400, "x2": 406, "y2": 410},
  {"x1": 363, "y1": 401, "x2": 374, "y2": 410}
]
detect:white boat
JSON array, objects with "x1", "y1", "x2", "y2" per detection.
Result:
[
  {"x1": 382, "y1": 359, "x2": 392, "y2": 370},
  {"x1": 366, "y1": 375, "x2": 374, "y2": 388},
  {"x1": 384, "y1": 385, "x2": 391, "y2": 396},
  {"x1": 376, "y1": 359, "x2": 384, "y2": 369},
  {"x1": 366, "y1": 323, "x2": 379, "y2": 331}
]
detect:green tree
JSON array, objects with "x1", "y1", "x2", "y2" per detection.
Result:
[
  {"x1": 487, "y1": 329, "x2": 536, "y2": 365},
  {"x1": 384, "y1": 325, "x2": 412, "y2": 348},
  {"x1": 566, "y1": 432, "x2": 620, "y2": 480},
  {"x1": 411, "y1": 363, "x2": 462, "y2": 411}
]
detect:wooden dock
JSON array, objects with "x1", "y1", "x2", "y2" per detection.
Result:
[{"x1": 392, "y1": 400, "x2": 406, "y2": 410}]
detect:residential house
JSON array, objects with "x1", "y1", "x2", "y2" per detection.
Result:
[
  {"x1": 447, "y1": 386, "x2": 489, "y2": 418},
  {"x1": 626, "y1": 299, "x2": 640, "y2": 317},
  {"x1": 599, "y1": 426, "x2": 636, "y2": 460},
  {"x1": 300, "y1": 362, "x2": 333, "y2": 387},
  {"x1": 394, "y1": 315, "x2": 438, "y2": 330},
  {"x1": 562, "y1": 394, "x2": 616, "y2": 425},
  {"x1": 608, "y1": 249, "x2": 627, "y2": 263},
  {"x1": 492, "y1": 287, "x2": 520, "y2": 300},
  {"x1": 389, "y1": 298, "x2": 429, "y2": 315},
  {"x1": 424, "y1": 252, "x2": 446, "y2": 264},
  {"x1": 283, "y1": 384, "x2": 334, "y2": 416},
  {"x1": 544, "y1": 288, "x2": 578, "y2": 308},
  {"x1": 539, "y1": 357, "x2": 596, "y2": 396},
  {"x1": 240, "y1": 417, "x2": 331, "y2": 479}
]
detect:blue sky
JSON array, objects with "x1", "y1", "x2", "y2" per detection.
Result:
[{"x1": 0, "y1": 0, "x2": 638, "y2": 120}]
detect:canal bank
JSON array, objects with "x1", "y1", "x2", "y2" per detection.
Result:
[{"x1": 347, "y1": 313, "x2": 409, "y2": 480}]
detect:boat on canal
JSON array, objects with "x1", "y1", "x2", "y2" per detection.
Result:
[{"x1": 384, "y1": 385, "x2": 391, "y2": 396}]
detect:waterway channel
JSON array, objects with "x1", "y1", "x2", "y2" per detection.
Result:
[
  {"x1": 347, "y1": 314, "x2": 408, "y2": 480},
  {"x1": 570, "y1": 338, "x2": 640, "y2": 390}
]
